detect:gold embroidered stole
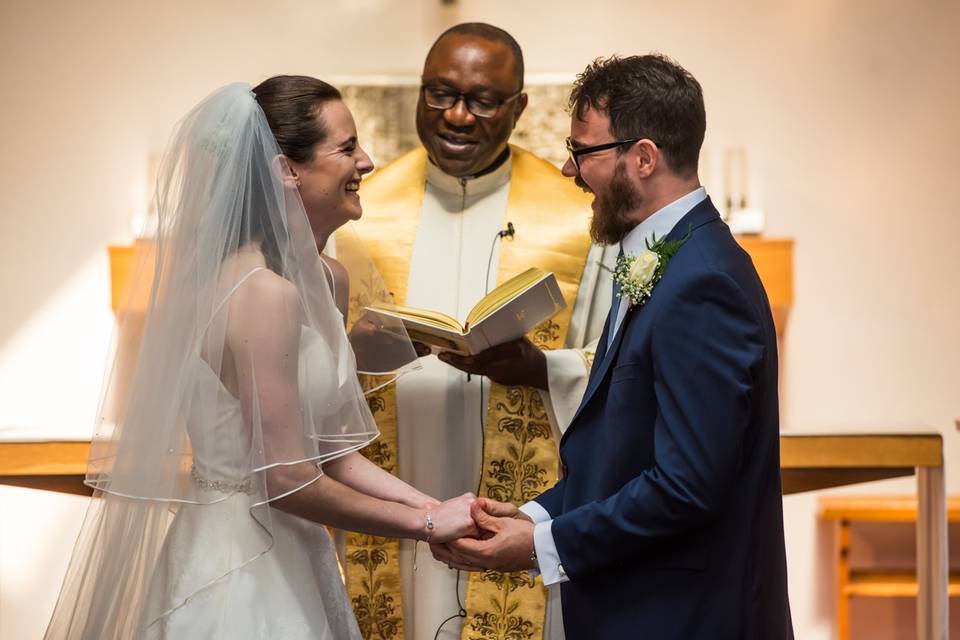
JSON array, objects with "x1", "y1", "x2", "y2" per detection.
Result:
[
  {"x1": 337, "y1": 149, "x2": 426, "y2": 640},
  {"x1": 341, "y1": 146, "x2": 591, "y2": 640}
]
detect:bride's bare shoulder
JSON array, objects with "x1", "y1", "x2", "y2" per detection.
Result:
[
  {"x1": 233, "y1": 268, "x2": 299, "y2": 311},
  {"x1": 217, "y1": 252, "x2": 295, "y2": 305},
  {"x1": 214, "y1": 255, "x2": 300, "y2": 332}
]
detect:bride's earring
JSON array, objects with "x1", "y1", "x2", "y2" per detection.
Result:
[{"x1": 295, "y1": 179, "x2": 302, "y2": 187}]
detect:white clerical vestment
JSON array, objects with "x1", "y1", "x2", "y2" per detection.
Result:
[{"x1": 393, "y1": 153, "x2": 613, "y2": 640}]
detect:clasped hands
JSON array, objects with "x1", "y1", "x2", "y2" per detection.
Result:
[{"x1": 425, "y1": 495, "x2": 537, "y2": 573}]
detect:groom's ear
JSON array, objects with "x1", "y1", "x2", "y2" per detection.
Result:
[
  {"x1": 632, "y1": 139, "x2": 659, "y2": 180},
  {"x1": 272, "y1": 154, "x2": 300, "y2": 189}
]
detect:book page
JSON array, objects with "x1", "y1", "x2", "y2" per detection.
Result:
[
  {"x1": 466, "y1": 267, "x2": 546, "y2": 328},
  {"x1": 368, "y1": 303, "x2": 464, "y2": 332}
]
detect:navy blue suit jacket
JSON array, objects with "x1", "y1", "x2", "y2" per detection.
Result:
[{"x1": 535, "y1": 198, "x2": 793, "y2": 639}]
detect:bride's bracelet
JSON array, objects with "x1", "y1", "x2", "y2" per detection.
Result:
[{"x1": 425, "y1": 512, "x2": 434, "y2": 542}]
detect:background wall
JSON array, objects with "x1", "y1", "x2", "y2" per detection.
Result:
[{"x1": 1, "y1": 0, "x2": 958, "y2": 638}]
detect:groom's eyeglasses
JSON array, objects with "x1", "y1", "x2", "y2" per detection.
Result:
[
  {"x1": 565, "y1": 137, "x2": 658, "y2": 173},
  {"x1": 421, "y1": 86, "x2": 523, "y2": 119}
]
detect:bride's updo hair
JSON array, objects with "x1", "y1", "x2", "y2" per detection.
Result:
[
  {"x1": 238, "y1": 76, "x2": 342, "y2": 273},
  {"x1": 252, "y1": 75, "x2": 342, "y2": 163}
]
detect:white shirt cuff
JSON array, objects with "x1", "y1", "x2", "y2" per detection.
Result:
[
  {"x1": 519, "y1": 501, "x2": 551, "y2": 524},
  {"x1": 532, "y1": 520, "x2": 569, "y2": 585},
  {"x1": 540, "y1": 348, "x2": 593, "y2": 435}
]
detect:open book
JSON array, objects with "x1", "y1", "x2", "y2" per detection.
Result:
[{"x1": 366, "y1": 268, "x2": 566, "y2": 355}]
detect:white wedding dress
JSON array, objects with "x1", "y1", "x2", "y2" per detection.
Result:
[
  {"x1": 44, "y1": 86, "x2": 416, "y2": 640},
  {"x1": 140, "y1": 272, "x2": 362, "y2": 640}
]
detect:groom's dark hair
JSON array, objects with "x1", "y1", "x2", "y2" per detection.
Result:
[
  {"x1": 570, "y1": 54, "x2": 705, "y2": 178},
  {"x1": 427, "y1": 22, "x2": 525, "y2": 90}
]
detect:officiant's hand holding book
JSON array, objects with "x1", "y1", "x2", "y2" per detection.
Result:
[
  {"x1": 365, "y1": 268, "x2": 566, "y2": 356},
  {"x1": 437, "y1": 337, "x2": 549, "y2": 389}
]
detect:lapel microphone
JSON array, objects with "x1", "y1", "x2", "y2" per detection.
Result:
[
  {"x1": 475, "y1": 222, "x2": 518, "y2": 387},
  {"x1": 488, "y1": 222, "x2": 516, "y2": 294}
]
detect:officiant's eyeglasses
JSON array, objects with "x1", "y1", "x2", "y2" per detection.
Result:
[
  {"x1": 421, "y1": 86, "x2": 523, "y2": 118},
  {"x1": 565, "y1": 137, "x2": 658, "y2": 173}
]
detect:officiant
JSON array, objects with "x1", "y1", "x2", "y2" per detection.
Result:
[{"x1": 339, "y1": 22, "x2": 612, "y2": 640}]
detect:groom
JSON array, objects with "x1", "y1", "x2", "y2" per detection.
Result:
[{"x1": 433, "y1": 54, "x2": 794, "y2": 639}]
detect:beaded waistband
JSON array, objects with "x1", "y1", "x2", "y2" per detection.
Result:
[{"x1": 190, "y1": 465, "x2": 252, "y2": 494}]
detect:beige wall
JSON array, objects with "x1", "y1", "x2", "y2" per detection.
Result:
[{"x1": 1, "y1": 1, "x2": 958, "y2": 638}]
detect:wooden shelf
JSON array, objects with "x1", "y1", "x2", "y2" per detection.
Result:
[
  {"x1": 735, "y1": 237, "x2": 792, "y2": 306},
  {"x1": 108, "y1": 240, "x2": 155, "y2": 313},
  {"x1": 735, "y1": 236, "x2": 792, "y2": 338},
  {"x1": 845, "y1": 571, "x2": 960, "y2": 598},
  {"x1": 110, "y1": 236, "x2": 794, "y2": 332},
  {"x1": 820, "y1": 495, "x2": 960, "y2": 522},
  {"x1": 820, "y1": 491, "x2": 954, "y2": 639}
]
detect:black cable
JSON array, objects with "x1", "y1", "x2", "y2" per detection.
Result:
[
  {"x1": 485, "y1": 222, "x2": 514, "y2": 287},
  {"x1": 476, "y1": 222, "x2": 515, "y2": 495},
  {"x1": 433, "y1": 606, "x2": 467, "y2": 640}
]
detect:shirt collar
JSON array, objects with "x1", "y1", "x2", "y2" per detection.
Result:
[
  {"x1": 424, "y1": 149, "x2": 513, "y2": 197},
  {"x1": 620, "y1": 187, "x2": 707, "y2": 256}
]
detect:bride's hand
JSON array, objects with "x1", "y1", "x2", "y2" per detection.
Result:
[
  {"x1": 407, "y1": 491, "x2": 440, "y2": 511},
  {"x1": 425, "y1": 493, "x2": 478, "y2": 543}
]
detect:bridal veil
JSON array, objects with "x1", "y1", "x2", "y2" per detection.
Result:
[{"x1": 44, "y1": 83, "x2": 416, "y2": 638}]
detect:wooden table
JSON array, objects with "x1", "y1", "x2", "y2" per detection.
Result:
[
  {"x1": 0, "y1": 439, "x2": 92, "y2": 496},
  {"x1": 781, "y1": 434, "x2": 948, "y2": 640},
  {"x1": 3, "y1": 432, "x2": 948, "y2": 638}
]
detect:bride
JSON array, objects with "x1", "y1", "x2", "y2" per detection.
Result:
[{"x1": 44, "y1": 77, "x2": 475, "y2": 639}]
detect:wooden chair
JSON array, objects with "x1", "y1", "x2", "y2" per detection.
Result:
[{"x1": 819, "y1": 495, "x2": 960, "y2": 640}]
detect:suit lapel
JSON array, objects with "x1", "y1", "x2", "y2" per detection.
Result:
[
  {"x1": 561, "y1": 197, "x2": 723, "y2": 442},
  {"x1": 590, "y1": 309, "x2": 613, "y2": 370},
  {"x1": 563, "y1": 302, "x2": 635, "y2": 442}
]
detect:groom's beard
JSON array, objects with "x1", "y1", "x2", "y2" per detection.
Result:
[{"x1": 587, "y1": 162, "x2": 642, "y2": 246}]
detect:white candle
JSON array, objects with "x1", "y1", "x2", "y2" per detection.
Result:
[{"x1": 724, "y1": 147, "x2": 747, "y2": 212}]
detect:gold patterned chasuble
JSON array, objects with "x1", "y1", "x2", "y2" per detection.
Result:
[{"x1": 339, "y1": 145, "x2": 592, "y2": 640}]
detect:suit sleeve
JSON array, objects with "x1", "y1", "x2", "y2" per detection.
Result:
[
  {"x1": 533, "y1": 477, "x2": 567, "y2": 517},
  {"x1": 550, "y1": 269, "x2": 766, "y2": 579}
]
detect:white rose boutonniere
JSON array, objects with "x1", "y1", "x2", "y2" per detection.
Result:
[
  {"x1": 628, "y1": 250, "x2": 659, "y2": 284},
  {"x1": 614, "y1": 227, "x2": 692, "y2": 308}
]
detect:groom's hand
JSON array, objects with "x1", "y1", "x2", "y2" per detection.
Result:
[
  {"x1": 479, "y1": 498, "x2": 532, "y2": 522},
  {"x1": 442, "y1": 499, "x2": 537, "y2": 573},
  {"x1": 437, "y1": 337, "x2": 547, "y2": 389}
]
